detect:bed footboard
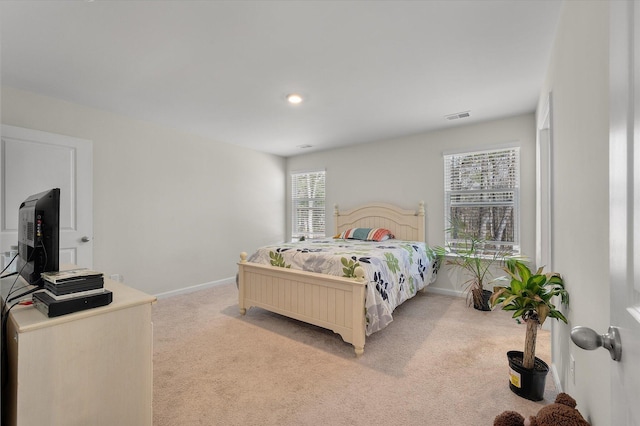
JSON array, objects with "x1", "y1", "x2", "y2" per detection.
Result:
[{"x1": 238, "y1": 252, "x2": 367, "y2": 356}]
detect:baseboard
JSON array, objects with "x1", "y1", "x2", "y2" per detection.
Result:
[
  {"x1": 157, "y1": 279, "x2": 467, "y2": 300},
  {"x1": 550, "y1": 362, "x2": 563, "y2": 393},
  {"x1": 154, "y1": 276, "x2": 235, "y2": 299},
  {"x1": 156, "y1": 279, "x2": 466, "y2": 300},
  {"x1": 424, "y1": 286, "x2": 465, "y2": 298}
]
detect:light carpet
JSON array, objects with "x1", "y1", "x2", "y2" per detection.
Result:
[{"x1": 152, "y1": 283, "x2": 556, "y2": 425}]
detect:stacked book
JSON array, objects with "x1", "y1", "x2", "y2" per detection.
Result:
[{"x1": 33, "y1": 268, "x2": 113, "y2": 317}]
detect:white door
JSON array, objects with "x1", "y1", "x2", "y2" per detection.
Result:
[
  {"x1": 609, "y1": 1, "x2": 640, "y2": 424},
  {"x1": 0, "y1": 125, "x2": 93, "y2": 270}
]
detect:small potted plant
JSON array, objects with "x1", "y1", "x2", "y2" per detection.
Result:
[
  {"x1": 435, "y1": 221, "x2": 511, "y2": 311},
  {"x1": 490, "y1": 258, "x2": 569, "y2": 401}
]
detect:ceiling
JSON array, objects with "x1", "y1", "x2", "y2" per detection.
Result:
[{"x1": 0, "y1": 1, "x2": 563, "y2": 157}]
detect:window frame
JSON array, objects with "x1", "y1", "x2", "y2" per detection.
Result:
[
  {"x1": 291, "y1": 170, "x2": 326, "y2": 240},
  {"x1": 443, "y1": 146, "x2": 521, "y2": 255}
]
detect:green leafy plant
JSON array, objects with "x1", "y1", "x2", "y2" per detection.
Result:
[
  {"x1": 490, "y1": 258, "x2": 569, "y2": 370},
  {"x1": 434, "y1": 220, "x2": 512, "y2": 310}
]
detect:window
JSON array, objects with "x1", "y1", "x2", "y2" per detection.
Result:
[
  {"x1": 291, "y1": 170, "x2": 326, "y2": 239},
  {"x1": 444, "y1": 147, "x2": 520, "y2": 254}
]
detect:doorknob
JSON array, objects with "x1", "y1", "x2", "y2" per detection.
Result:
[
  {"x1": 81, "y1": 236, "x2": 91, "y2": 243},
  {"x1": 570, "y1": 326, "x2": 622, "y2": 361}
]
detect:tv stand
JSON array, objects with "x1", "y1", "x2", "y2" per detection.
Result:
[{"x1": 1, "y1": 275, "x2": 156, "y2": 425}]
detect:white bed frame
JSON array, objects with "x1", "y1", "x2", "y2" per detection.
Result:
[{"x1": 238, "y1": 202, "x2": 426, "y2": 356}]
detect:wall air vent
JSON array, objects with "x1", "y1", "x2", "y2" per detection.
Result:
[{"x1": 445, "y1": 111, "x2": 471, "y2": 121}]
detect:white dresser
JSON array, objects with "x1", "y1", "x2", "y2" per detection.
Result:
[{"x1": 1, "y1": 276, "x2": 156, "y2": 426}]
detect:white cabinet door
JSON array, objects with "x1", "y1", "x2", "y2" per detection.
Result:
[{"x1": 0, "y1": 125, "x2": 93, "y2": 269}]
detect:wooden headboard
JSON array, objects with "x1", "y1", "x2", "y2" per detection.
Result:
[{"x1": 333, "y1": 202, "x2": 426, "y2": 243}]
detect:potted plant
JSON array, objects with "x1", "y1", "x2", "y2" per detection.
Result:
[
  {"x1": 434, "y1": 222, "x2": 511, "y2": 311},
  {"x1": 490, "y1": 258, "x2": 569, "y2": 401}
]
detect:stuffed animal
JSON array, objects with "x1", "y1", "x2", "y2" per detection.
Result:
[{"x1": 494, "y1": 393, "x2": 590, "y2": 426}]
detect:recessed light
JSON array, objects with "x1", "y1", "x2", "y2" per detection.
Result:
[
  {"x1": 286, "y1": 93, "x2": 303, "y2": 104},
  {"x1": 297, "y1": 144, "x2": 313, "y2": 149}
]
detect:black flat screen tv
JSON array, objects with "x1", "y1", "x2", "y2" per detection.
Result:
[{"x1": 16, "y1": 188, "x2": 60, "y2": 286}]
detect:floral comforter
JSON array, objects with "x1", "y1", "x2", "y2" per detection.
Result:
[{"x1": 247, "y1": 239, "x2": 441, "y2": 335}]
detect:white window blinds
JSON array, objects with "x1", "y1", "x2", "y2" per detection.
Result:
[
  {"x1": 291, "y1": 170, "x2": 326, "y2": 239},
  {"x1": 444, "y1": 147, "x2": 520, "y2": 254}
]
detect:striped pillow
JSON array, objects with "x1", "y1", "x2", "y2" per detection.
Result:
[{"x1": 336, "y1": 228, "x2": 394, "y2": 242}]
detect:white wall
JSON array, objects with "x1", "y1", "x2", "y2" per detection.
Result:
[
  {"x1": 537, "y1": 1, "x2": 610, "y2": 424},
  {"x1": 1, "y1": 86, "x2": 286, "y2": 295},
  {"x1": 286, "y1": 113, "x2": 537, "y2": 296}
]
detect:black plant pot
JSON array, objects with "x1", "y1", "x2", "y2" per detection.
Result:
[
  {"x1": 506, "y1": 350, "x2": 549, "y2": 401},
  {"x1": 473, "y1": 289, "x2": 493, "y2": 311}
]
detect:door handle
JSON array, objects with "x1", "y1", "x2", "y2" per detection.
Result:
[
  {"x1": 81, "y1": 236, "x2": 91, "y2": 243},
  {"x1": 570, "y1": 326, "x2": 622, "y2": 361}
]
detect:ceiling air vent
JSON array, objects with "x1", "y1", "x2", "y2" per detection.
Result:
[{"x1": 445, "y1": 111, "x2": 471, "y2": 121}]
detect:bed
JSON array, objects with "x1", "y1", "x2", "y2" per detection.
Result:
[{"x1": 237, "y1": 202, "x2": 440, "y2": 356}]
